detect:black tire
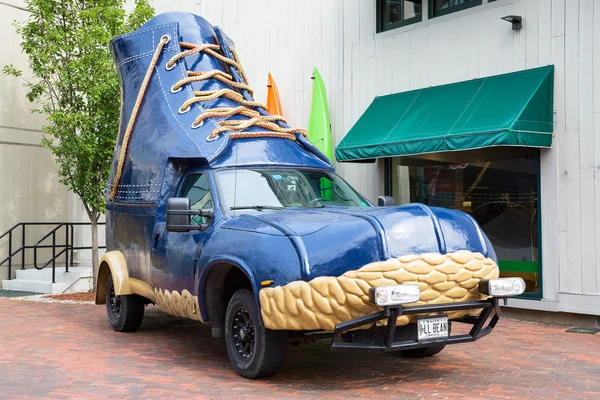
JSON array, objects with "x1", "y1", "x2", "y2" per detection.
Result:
[
  {"x1": 398, "y1": 321, "x2": 451, "y2": 358},
  {"x1": 105, "y1": 274, "x2": 145, "y2": 332},
  {"x1": 224, "y1": 289, "x2": 288, "y2": 379},
  {"x1": 400, "y1": 343, "x2": 446, "y2": 358}
]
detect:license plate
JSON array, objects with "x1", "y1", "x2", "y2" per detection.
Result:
[{"x1": 417, "y1": 315, "x2": 449, "y2": 341}]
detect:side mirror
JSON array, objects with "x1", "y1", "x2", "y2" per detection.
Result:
[
  {"x1": 377, "y1": 195, "x2": 395, "y2": 207},
  {"x1": 167, "y1": 198, "x2": 191, "y2": 232},
  {"x1": 167, "y1": 198, "x2": 213, "y2": 232}
]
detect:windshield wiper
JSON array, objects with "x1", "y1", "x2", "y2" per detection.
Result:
[{"x1": 230, "y1": 205, "x2": 285, "y2": 211}]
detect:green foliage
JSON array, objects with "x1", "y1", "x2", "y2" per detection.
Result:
[{"x1": 3, "y1": 0, "x2": 154, "y2": 221}]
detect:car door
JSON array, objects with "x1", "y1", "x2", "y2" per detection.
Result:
[{"x1": 151, "y1": 171, "x2": 215, "y2": 294}]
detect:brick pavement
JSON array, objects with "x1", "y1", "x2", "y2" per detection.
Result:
[{"x1": 0, "y1": 297, "x2": 599, "y2": 399}]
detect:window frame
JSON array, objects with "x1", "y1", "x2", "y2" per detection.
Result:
[
  {"x1": 429, "y1": 0, "x2": 482, "y2": 19},
  {"x1": 376, "y1": 0, "x2": 423, "y2": 33},
  {"x1": 375, "y1": 0, "x2": 499, "y2": 35}
]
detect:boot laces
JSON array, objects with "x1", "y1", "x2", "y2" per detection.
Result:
[
  {"x1": 109, "y1": 34, "x2": 308, "y2": 200},
  {"x1": 166, "y1": 41, "x2": 308, "y2": 142}
]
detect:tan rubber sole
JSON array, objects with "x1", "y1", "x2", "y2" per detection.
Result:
[{"x1": 259, "y1": 250, "x2": 499, "y2": 331}]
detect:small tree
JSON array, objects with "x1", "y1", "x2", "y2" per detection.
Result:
[{"x1": 3, "y1": 0, "x2": 154, "y2": 286}]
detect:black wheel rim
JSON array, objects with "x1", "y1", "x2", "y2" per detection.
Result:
[
  {"x1": 109, "y1": 283, "x2": 121, "y2": 318},
  {"x1": 232, "y1": 308, "x2": 255, "y2": 361}
]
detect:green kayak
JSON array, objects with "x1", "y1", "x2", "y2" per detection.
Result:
[
  {"x1": 308, "y1": 67, "x2": 333, "y2": 161},
  {"x1": 308, "y1": 67, "x2": 333, "y2": 199}
]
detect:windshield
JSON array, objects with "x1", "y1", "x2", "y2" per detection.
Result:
[{"x1": 215, "y1": 168, "x2": 370, "y2": 215}]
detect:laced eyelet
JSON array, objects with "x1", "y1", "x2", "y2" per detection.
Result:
[
  {"x1": 191, "y1": 120, "x2": 204, "y2": 129},
  {"x1": 206, "y1": 134, "x2": 219, "y2": 142},
  {"x1": 178, "y1": 105, "x2": 190, "y2": 114},
  {"x1": 160, "y1": 34, "x2": 170, "y2": 44},
  {"x1": 170, "y1": 85, "x2": 182, "y2": 94},
  {"x1": 165, "y1": 61, "x2": 176, "y2": 71}
]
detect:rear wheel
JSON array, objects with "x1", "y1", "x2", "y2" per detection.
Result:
[
  {"x1": 105, "y1": 274, "x2": 145, "y2": 332},
  {"x1": 224, "y1": 289, "x2": 288, "y2": 379}
]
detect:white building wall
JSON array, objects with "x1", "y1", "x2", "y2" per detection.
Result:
[
  {"x1": 0, "y1": 0, "x2": 71, "y2": 278},
  {"x1": 1, "y1": 0, "x2": 104, "y2": 277},
  {"x1": 158, "y1": 0, "x2": 600, "y2": 313}
]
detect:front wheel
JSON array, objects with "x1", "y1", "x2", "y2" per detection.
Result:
[
  {"x1": 399, "y1": 343, "x2": 446, "y2": 358},
  {"x1": 397, "y1": 321, "x2": 451, "y2": 358},
  {"x1": 224, "y1": 289, "x2": 288, "y2": 379},
  {"x1": 105, "y1": 274, "x2": 145, "y2": 332}
]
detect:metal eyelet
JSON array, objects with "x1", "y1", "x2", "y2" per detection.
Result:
[
  {"x1": 160, "y1": 34, "x2": 170, "y2": 44},
  {"x1": 165, "y1": 60, "x2": 175, "y2": 71},
  {"x1": 206, "y1": 135, "x2": 219, "y2": 142},
  {"x1": 191, "y1": 120, "x2": 204, "y2": 129},
  {"x1": 178, "y1": 105, "x2": 190, "y2": 114},
  {"x1": 170, "y1": 85, "x2": 182, "y2": 94}
]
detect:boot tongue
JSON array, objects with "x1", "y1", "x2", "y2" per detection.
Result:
[
  {"x1": 175, "y1": 13, "x2": 228, "y2": 77},
  {"x1": 171, "y1": 14, "x2": 258, "y2": 119},
  {"x1": 144, "y1": 12, "x2": 240, "y2": 104}
]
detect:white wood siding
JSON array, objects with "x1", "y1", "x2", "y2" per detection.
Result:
[{"x1": 151, "y1": 0, "x2": 600, "y2": 306}]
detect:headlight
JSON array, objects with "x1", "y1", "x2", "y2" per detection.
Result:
[
  {"x1": 479, "y1": 277, "x2": 526, "y2": 297},
  {"x1": 369, "y1": 284, "x2": 420, "y2": 306}
]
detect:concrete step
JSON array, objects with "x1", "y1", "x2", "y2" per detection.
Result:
[
  {"x1": 15, "y1": 266, "x2": 92, "y2": 282},
  {"x1": 1, "y1": 279, "x2": 67, "y2": 294},
  {"x1": 2, "y1": 265, "x2": 93, "y2": 293}
]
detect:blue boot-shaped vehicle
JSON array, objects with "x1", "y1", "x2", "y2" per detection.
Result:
[{"x1": 96, "y1": 12, "x2": 526, "y2": 378}]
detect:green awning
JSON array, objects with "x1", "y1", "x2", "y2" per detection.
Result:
[{"x1": 335, "y1": 66, "x2": 554, "y2": 162}]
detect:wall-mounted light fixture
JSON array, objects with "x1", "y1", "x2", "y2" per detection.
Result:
[{"x1": 501, "y1": 15, "x2": 522, "y2": 30}]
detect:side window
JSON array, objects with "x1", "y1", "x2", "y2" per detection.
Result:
[{"x1": 180, "y1": 173, "x2": 213, "y2": 225}]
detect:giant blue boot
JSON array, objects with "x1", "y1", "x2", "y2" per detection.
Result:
[{"x1": 98, "y1": 12, "x2": 524, "y2": 380}]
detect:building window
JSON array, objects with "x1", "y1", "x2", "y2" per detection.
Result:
[
  {"x1": 377, "y1": 0, "x2": 422, "y2": 32},
  {"x1": 376, "y1": 0, "x2": 491, "y2": 33},
  {"x1": 429, "y1": 0, "x2": 482, "y2": 18},
  {"x1": 387, "y1": 147, "x2": 542, "y2": 298}
]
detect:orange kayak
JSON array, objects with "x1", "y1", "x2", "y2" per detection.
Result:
[{"x1": 266, "y1": 72, "x2": 283, "y2": 116}]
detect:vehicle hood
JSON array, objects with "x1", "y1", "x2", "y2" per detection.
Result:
[
  {"x1": 221, "y1": 204, "x2": 497, "y2": 280},
  {"x1": 222, "y1": 209, "x2": 345, "y2": 236}
]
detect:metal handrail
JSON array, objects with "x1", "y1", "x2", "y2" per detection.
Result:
[
  {"x1": 0, "y1": 223, "x2": 21, "y2": 241},
  {"x1": 33, "y1": 223, "x2": 70, "y2": 284},
  {"x1": 0, "y1": 222, "x2": 106, "y2": 283}
]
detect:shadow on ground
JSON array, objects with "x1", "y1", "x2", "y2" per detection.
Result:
[{"x1": 120, "y1": 306, "x2": 482, "y2": 390}]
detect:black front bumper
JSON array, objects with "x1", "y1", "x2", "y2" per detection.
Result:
[{"x1": 331, "y1": 298, "x2": 501, "y2": 351}]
